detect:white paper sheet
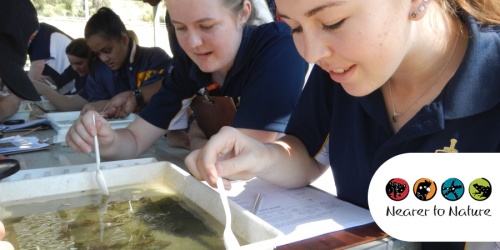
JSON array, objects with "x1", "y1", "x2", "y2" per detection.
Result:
[
  {"x1": 0, "y1": 136, "x2": 50, "y2": 154},
  {"x1": 228, "y1": 178, "x2": 374, "y2": 245}
]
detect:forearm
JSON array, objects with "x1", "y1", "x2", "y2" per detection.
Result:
[
  {"x1": 28, "y1": 60, "x2": 45, "y2": 80},
  {"x1": 238, "y1": 128, "x2": 280, "y2": 143},
  {"x1": 35, "y1": 82, "x2": 87, "y2": 111},
  {"x1": 100, "y1": 118, "x2": 167, "y2": 160},
  {"x1": 139, "y1": 81, "x2": 162, "y2": 103},
  {"x1": 99, "y1": 128, "x2": 140, "y2": 160},
  {"x1": 258, "y1": 135, "x2": 328, "y2": 189},
  {"x1": 0, "y1": 95, "x2": 20, "y2": 121}
]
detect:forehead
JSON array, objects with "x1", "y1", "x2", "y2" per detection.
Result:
[
  {"x1": 86, "y1": 34, "x2": 120, "y2": 52},
  {"x1": 67, "y1": 54, "x2": 87, "y2": 61},
  {"x1": 167, "y1": 0, "x2": 228, "y2": 21},
  {"x1": 276, "y1": 0, "x2": 347, "y2": 17}
]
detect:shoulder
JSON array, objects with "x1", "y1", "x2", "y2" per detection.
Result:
[
  {"x1": 246, "y1": 22, "x2": 292, "y2": 39},
  {"x1": 242, "y1": 22, "x2": 295, "y2": 54},
  {"x1": 442, "y1": 16, "x2": 500, "y2": 119},
  {"x1": 137, "y1": 46, "x2": 171, "y2": 60}
]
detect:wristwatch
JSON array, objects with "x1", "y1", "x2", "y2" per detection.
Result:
[{"x1": 133, "y1": 88, "x2": 145, "y2": 107}]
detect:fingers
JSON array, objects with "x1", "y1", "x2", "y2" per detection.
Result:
[
  {"x1": 65, "y1": 111, "x2": 104, "y2": 153},
  {"x1": 185, "y1": 127, "x2": 251, "y2": 188},
  {"x1": 0, "y1": 221, "x2": 5, "y2": 239},
  {"x1": 0, "y1": 242, "x2": 15, "y2": 250}
]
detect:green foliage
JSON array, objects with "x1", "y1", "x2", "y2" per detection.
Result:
[{"x1": 30, "y1": 0, "x2": 156, "y2": 22}]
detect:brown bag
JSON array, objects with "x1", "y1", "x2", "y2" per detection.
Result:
[{"x1": 190, "y1": 96, "x2": 236, "y2": 138}]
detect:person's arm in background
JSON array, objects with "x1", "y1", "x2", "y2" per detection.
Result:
[
  {"x1": 101, "y1": 80, "x2": 163, "y2": 118},
  {"x1": 66, "y1": 111, "x2": 167, "y2": 160},
  {"x1": 32, "y1": 80, "x2": 87, "y2": 111},
  {"x1": 80, "y1": 100, "x2": 109, "y2": 115},
  {"x1": 0, "y1": 94, "x2": 20, "y2": 121},
  {"x1": 28, "y1": 60, "x2": 45, "y2": 81}
]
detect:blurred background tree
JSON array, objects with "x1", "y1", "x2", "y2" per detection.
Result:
[
  {"x1": 30, "y1": 0, "x2": 161, "y2": 22},
  {"x1": 29, "y1": 0, "x2": 172, "y2": 57}
]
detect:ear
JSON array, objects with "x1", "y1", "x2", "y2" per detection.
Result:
[
  {"x1": 120, "y1": 32, "x2": 130, "y2": 46},
  {"x1": 409, "y1": 0, "x2": 430, "y2": 21},
  {"x1": 239, "y1": 0, "x2": 252, "y2": 25}
]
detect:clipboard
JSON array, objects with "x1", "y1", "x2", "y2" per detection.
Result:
[{"x1": 190, "y1": 96, "x2": 236, "y2": 138}]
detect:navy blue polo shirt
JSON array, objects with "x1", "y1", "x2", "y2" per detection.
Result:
[
  {"x1": 28, "y1": 23, "x2": 73, "y2": 78},
  {"x1": 285, "y1": 15, "x2": 500, "y2": 209},
  {"x1": 86, "y1": 44, "x2": 172, "y2": 102},
  {"x1": 141, "y1": 22, "x2": 308, "y2": 131}
]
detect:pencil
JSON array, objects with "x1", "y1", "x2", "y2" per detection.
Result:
[{"x1": 251, "y1": 192, "x2": 262, "y2": 214}]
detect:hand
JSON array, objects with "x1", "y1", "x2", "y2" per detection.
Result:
[
  {"x1": 166, "y1": 129, "x2": 190, "y2": 150},
  {"x1": 39, "y1": 75, "x2": 54, "y2": 83},
  {"x1": 101, "y1": 91, "x2": 136, "y2": 119},
  {"x1": 187, "y1": 120, "x2": 207, "y2": 150},
  {"x1": 0, "y1": 221, "x2": 14, "y2": 250},
  {"x1": 65, "y1": 110, "x2": 115, "y2": 154},
  {"x1": 80, "y1": 100, "x2": 109, "y2": 115},
  {"x1": 185, "y1": 126, "x2": 267, "y2": 188}
]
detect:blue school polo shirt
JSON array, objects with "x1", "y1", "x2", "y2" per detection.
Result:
[
  {"x1": 28, "y1": 23, "x2": 73, "y2": 79},
  {"x1": 85, "y1": 43, "x2": 172, "y2": 102},
  {"x1": 285, "y1": 15, "x2": 500, "y2": 209},
  {"x1": 141, "y1": 22, "x2": 308, "y2": 131}
]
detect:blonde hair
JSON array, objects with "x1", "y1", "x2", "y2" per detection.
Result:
[
  {"x1": 439, "y1": 0, "x2": 500, "y2": 24},
  {"x1": 127, "y1": 30, "x2": 139, "y2": 45}
]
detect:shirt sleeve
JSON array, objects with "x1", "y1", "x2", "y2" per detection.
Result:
[
  {"x1": 232, "y1": 23, "x2": 308, "y2": 133},
  {"x1": 28, "y1": 30, "x2": 51, "y2": 61},
  {"x1": 135, "y1": 47, "x2": 173, "y2": 88},
  {"x1": 52, "y1": 66, "x2": 78, "y2": 88},
  {"x1": 139, "y1": 55, "x2": 199, "y2": 130},
  {"x1": 86, "y1": 61, "x2": 113, "y2": 102},
  {"x1": 285, "y1": 65, "x2": 333, "y2": 158}
]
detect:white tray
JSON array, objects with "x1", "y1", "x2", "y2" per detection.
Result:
[
  {"x1": 0, "y1": 157, "x2": 158, "y2": 182},
  {"x1": 35, "y1": 100, "x2": 57, "y2": 112},
  {"x1": 45, "y1": 111, "x2": 137, "y2": 143},
  {"x1": 0, "y1": 161, "x2": 283, "y2": 249}
]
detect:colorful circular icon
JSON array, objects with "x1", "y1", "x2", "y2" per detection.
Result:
[
  {"x1": 441, "y1": 178, "x2": 464, "y2": 201},
  {"x1": 385, "y1": 178, "x2": 409, "y2": 201},
  {"x1": 413, "y1": 178, "x2": 437, "y2": 201},
  {"x1": 469, "y1": 178, "x2": 492, "y2": 201}
]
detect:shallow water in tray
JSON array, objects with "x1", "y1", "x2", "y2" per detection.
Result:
[{"x1": 2, "y1": 185, "x2": 227, "y2": 249}]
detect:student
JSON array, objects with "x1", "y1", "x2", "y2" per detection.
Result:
[
  {"x1": 33, "y1": 38, "x2": 90, "y2": 111},
  {"x1": 28, "y1": 23, "x2": 73, "y2": 86},
  {"x1": 38, "y1": 38, "x2": 90, "y2": 95},
  {"x1": 80, "y1": 7, "x2": 173, "y2": 114},
  {"x1": 141, "y1": 0, "x2": 273, "y2": 58},
  {"x1": 65, "y1": 0, "x2": 307, "y2": 158},
  {"x1": 185, "y1": 0, "x2": 500, "y2": 249}
]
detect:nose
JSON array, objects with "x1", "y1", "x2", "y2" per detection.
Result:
[
  {"x1": 300, "y1": 29, "x2": 332, "y2": 64},
  {"x1": 186, "y1": 30, "x2": 203, "y2": 48},
  {"x1": 99, "y1": 54, "x2": 110, "y2": 63}
]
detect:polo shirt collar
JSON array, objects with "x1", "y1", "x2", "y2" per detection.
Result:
[
  {"x1": 442, "y1": 15, "x2": 500, "y2": 119},
  {"x1": 128, "y1": 42, "x2": 138, "y2": 64},
  {"x1": 360, "y1": 14, "x2": 499, "y2": 139}
]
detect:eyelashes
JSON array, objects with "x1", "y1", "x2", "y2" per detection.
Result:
[
  {"x1": 291, "y1": 19, "x2": 346, "y2": 34},
  {"x1": 322, "y1": 19, "x2": 345, "y2": 31}
]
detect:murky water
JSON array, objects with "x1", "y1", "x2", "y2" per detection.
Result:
[{"x1": 1, "y1": 184, "x2": 227, "y2": 249}]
